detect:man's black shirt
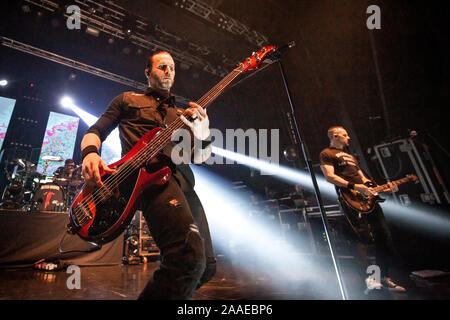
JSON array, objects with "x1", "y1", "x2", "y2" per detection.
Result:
[
  {"x1": 319, "y1": 147, "x2": 363, "y2": 184},
  {"x1": 87, "y1": 88, "x2": 180, "y2": 155},
  {"x1": 86, "y1": 87, "x2": 195, "y2": 186}
]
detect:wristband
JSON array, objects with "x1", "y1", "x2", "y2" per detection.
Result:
[
  {"x1": 81, "y1": 145, "x2": 99, "y2": 161},
  {"x1": 347, "y1": 182, "x2": 355, "y2": 190}
]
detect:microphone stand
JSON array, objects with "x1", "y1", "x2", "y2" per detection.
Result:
[{"x1": 275, "y1": 45, "x2": 348, "y2": 300}]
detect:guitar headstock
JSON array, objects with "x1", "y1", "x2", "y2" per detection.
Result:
[
  {"x1": 407, "y1": 174, "x2": 419, "y2": 184},
  {"x1": 236, "y1": 46, "x2": 276, "y2": 73}
]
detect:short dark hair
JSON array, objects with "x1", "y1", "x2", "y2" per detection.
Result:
[{"x1": 146, "y1": 51, "x2": 171, "y2": 70}]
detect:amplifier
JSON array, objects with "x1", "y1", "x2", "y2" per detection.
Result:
[
  {"x1": 370, "y1": 138, "x2": 450, "y2": 206},
  {"x1": 138, "y1": 211, "x2": 160, "y2": 258},
  {"x1": 123, "y1": 211, "x2": 160, "y2": 263}
]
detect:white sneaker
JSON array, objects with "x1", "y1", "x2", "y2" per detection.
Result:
[
  {"x1": 364, "y1": 277, "x2": 383, "y2": 294},
  {"x1": 382, "y1": 277, "x2": 406, "y2": 293}
]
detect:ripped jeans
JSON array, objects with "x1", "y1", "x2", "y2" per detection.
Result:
[{"x1": 137, "y1": 174, "x2": 216, "y2": 300}]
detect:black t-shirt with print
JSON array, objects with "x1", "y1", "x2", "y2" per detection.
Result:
[{"x1": 319, "y1": 147, "x2": 363, "y2": 184}]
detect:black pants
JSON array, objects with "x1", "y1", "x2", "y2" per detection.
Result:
[
  {"x1": 137, "y1": 170, "x2": 216, "y2": 300},
  {"x1": 339, "y1": 198, "x2": 396, "y2": 279}
]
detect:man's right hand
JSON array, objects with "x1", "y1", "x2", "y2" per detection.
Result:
[
  {"x1": 82, "y1": 153, "x2": 115, "y2": 187},
  {"x1": 355, "y1": 184, "x2": 375, "y2": 197}
]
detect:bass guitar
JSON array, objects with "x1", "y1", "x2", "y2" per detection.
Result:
[
  {"x1": 67, "y1": 46, "x2": 276, "y2": 244},
  {"x1": 338, "y1": 174, "x2": 419, "y2": 213}
]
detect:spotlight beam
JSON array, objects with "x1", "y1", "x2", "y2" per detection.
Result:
[
  {"x1": 212, "y1": 146, "x2": 450, "y2": 238},
  {"x1": 212, "y1": 146, "x2": 337, "y2": 198},
  {"x1": 60, "y1": 98, "x2": 121, "y2": 160},
  {"x1": 191, "y1": 166, "x2": 336, "y2": 292}
]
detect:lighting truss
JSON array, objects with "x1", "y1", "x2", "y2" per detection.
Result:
[
  {"x1": 23, "y1": 0, "x2": 232, "y2": 77},
  {"x1": 1, "y1": 36, "x2": 192, "y2": 106},
  {"x1": 172, "y1": 0, "x2": 269, "y2": 47}
]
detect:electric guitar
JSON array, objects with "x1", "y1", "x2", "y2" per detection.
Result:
[
  {"x1": 338, "y1": 174, "x2": 419, "y2": 213},
  {"x1": 67, "y1": 46, "x2": 277, "y2": 245}
]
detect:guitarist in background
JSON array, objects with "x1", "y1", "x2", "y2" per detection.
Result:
[
  {"x1": 320, "y1": 126, "x2": 406, "y2": 293},
  {"x1": 80, "y1": 51, "x2": 216, "y2": 299}
]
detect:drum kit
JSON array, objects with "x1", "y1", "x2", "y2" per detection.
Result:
[{"x1": 1, "y1": 156, "x2": 85, "y2": 212}]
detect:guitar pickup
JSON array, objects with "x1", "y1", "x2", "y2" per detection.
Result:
[{"x1": 75, "y1": 202, "x2": 93, "y2": 226}]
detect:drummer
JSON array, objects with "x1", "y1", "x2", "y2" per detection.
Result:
[{"x1": 54, "y1": 159, "x2": 77, "y2": 178}]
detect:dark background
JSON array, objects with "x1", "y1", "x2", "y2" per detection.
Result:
[{"x1": 1, "y1": 0, "x2": 449, "y2": 268}]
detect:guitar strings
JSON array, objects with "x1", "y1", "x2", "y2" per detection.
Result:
[
  {"x1": 87, "y1": 69, "x2": 241, "y2": 199},
  {"x1": 73, "y1": 69, "x2": 242, "y2": 219},
  {"x1": 92, "y1": 69, "x2": 242, "y2": 194},
  {"x1": 91, "y1": 69, "x2": 242, "y2": 192},
  {"x1": 79, "y1": 68, "x2": 241, "y2": 208}
]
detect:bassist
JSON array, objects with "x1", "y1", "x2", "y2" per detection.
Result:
[
  {"x1": 81, "y1": 51, "x2": 216, "y2": 300},
  {"x1": 320, "y1": 126, "x2": 405, "y2": 293}
]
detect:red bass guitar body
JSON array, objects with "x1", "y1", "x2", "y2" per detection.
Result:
[{"x1": 68, "y1": 127, "x2": 171, "y2": 244}]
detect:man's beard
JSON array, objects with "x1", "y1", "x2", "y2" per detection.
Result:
[{"x1": 152, "y1": 76, "x2": 173, "y2": 91}]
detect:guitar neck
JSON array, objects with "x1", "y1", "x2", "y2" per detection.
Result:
[
  {"x1": 377, "y1": 176, "x2": 412, "y2": 192},
  {"x1": 131, "y1": 69, "x2": 243, "y2": 168},
  {"x1": 196, "y1": 69, "x2": 242, "y2": 109}
]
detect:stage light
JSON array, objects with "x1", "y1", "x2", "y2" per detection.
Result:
[
  {"x1": 21, "y1": 5, "x2": 31, "y2": 13},
  {"x1": 60, "y1": 96, "x2": 74, "y2": 108},
  {"x1": 60, "y1": 100, "x2": 121, "y2": 161},
  {"x1": 211, "y1": 146, "x2": 337, "y2": 198},
  {"x1": 122, "y1": 47, "x2": 131, "y2": 55},
  {"x1": 86, "y1": 26, "x2": 100, "y2": 37},
  {"x1": 0, "y1": 80, "x2": 7, "y2": 87}
]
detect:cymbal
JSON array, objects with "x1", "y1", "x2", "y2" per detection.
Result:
[{"x1": 42, "y1": 156, "x2": 64, "y2": 161}]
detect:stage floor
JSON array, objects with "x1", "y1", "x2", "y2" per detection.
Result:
[{"x1": 0, "y1": 254, "x2": 447, "y2": 300}]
